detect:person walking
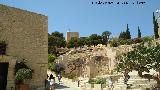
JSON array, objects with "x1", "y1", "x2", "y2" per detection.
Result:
[
  {"x1": 49, "y1": 74, "x2": 54, "y2": 80},
  {"x1": 50, "y1": 78, "x2": 55, "y2": 90},
  {"x1": 124, "y1": 72, "x2": 130, "y2": 85},
  {"x1": 57, "y1": 74, "x2": 62, "y2": 84},
  {"x1": 108, "y1": 77, "x2": 114, "y2": 90}
]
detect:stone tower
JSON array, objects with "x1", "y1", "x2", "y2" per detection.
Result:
[{"x1": 66, "y1": 32, "x2": 79, "y2": 42}]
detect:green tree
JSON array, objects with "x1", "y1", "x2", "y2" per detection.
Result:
[
  {"x1": 153, "y1": 12, "x2": 159, "y2": 39},
  {"x1": 48, "y1": 31, "x2": 66, "y2": 54},
  {"x1": 116, "y1": 42, "x2": 160, "y2": 85},
  {"x1": 67, "y1": 37, "x2": 78, "y2": 48},
  {"x1": 101, "y1": 31, "x2": 111, "y2": 45},
  {"x1": 138, "y1": 26, "x2": 141, "y2": 38},
  {"x1": 126, "y1": 24, "x2": 131, "y2": 39},
  {"x1": 77, "y1": 37, "x2": 88, "y2": 47},
  {"x1": 119, "y1": 32, "x2": 127, "y2": 39},
  {"x1": 88, "y1": 34, "x2": 103, "y2": 46}
]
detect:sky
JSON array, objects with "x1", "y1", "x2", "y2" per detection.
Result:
[{"x1": 0, "y1": 0, "x2": 160, "y2": 38}]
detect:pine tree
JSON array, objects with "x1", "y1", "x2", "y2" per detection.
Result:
[
  {"x1": 153, "y1": 12, "x2": 159, "y2": 39},
  {"x1": 126, "y1": 24, "x2": 131, "y2": 39},
  {"x1": 138, "y1": 26, "x2": 141, "y2": 38}
]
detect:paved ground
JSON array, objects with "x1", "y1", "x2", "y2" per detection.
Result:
[
  {"x1": 47, "y1": 70, "x2": 82, "y2": 90},
  {"x1": 54, "y1": 77, "x2": 82, "y2": 90}
]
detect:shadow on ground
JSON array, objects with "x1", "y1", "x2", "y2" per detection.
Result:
[{"x1": 55, "y1": 83, "x2": 70, "y2": 89}]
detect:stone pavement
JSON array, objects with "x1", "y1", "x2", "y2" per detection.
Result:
[
  {"x1": 47, "y1": 70, "x2": 82, "y2": 90},
  {"x1": 54, "y1": 77, "x2": 82, "y2": 90}
]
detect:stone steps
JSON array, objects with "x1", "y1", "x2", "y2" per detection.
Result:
[{"x1": 114, "y1": 75, "x2": 156, "y2": 90}]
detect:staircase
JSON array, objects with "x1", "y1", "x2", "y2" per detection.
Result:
[{"x1": 114, "y1": 75, "x2": 156, "y2": 90}]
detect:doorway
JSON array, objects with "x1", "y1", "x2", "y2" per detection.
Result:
[{"x1": 0, "y1": 63, "x2": 9, "y2": 90}]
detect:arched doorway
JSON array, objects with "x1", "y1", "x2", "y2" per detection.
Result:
[{"x1": 0, "y1": 62, "x2": 9, "y2": 90}]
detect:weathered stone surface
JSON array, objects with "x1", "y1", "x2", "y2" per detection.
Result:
[
  {"x1": 56, "y1": 44, "x2": 132, "y2": 78},
  {"x1": 0, "y1": 4, "x2": 48, "y2": 89}
]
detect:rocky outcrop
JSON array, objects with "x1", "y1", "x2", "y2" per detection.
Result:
[{"x1": 56, "y1": 44, "x2": 132, "y2": 78}]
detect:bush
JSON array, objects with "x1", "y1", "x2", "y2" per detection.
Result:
[
  {"x1": 88, "y1": 79, "x2": 95, "y2": 84},
  {"x1": 141, "y1": 36, "x2": 154, "y2": 42},
  {"x1": 15, "y1": 62, "x2": 29, "y2": 75},
  {"x1": 118, "y1": 39, "x2": 133, "y2": 45},
  {"x1": 15, "y1": 68, "x2": 32, "y2": 84},
  {"x1": 109, "y1": 39, "x2": 119, "y2": 47},
  {"x1": 48, "y1": 54, "x2": 56, "y2": 63},
  {"x1": 95, "y1": 78, "x2": 106, "y2": 84},
  {"x1": 88, "y1": 78, "x2": 106, "y2": 84},
  {"x1": 48, "y1": 63, "x2": 55, "y2": 71}
]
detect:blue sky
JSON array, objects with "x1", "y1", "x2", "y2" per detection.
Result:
[{"x1": 0, "y1": 0, "x2": 160, "y2": 38}]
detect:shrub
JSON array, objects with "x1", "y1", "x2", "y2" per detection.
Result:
[
  {"x1": 15, "y1": 62, "x2": 29, "y2": 75},
  {"x1": 88, "y1": 79, "x2": 95, "y2": 84},
  {"x1": 88, "y1": 78, "x2": 106, "y2": 84},
  {"x1": 48, "y1": 63, "x2": 55, "y2": 71},
  {"x1": 15, "y1": 68, "x2": 32, "y2": 84},
  {"x1": 95, "y1": 78, "x2": 106, "y2": 84},
  {"x1": 109, "y1": 39, "x2": 119, "y2": 47},
  {"x1": 141, "y1": 36, "x2": 154, "y2": 42},
  {"x1": 48, "y1": 54, "x2": 56, "y2": 63},
  {"x1": 118, "y1": 39, "x2": 133, "y2": 45}
]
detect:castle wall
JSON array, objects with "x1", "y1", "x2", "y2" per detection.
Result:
[{"x1": 0, "y1": 4, "x2": 48, "y2": 89}]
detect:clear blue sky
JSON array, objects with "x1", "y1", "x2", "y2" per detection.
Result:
[{"x1": 0, "y1": 0, "x2": 160, "y2": 38}]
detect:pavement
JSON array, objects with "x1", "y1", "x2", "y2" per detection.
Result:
[{"x1": 47, "y1": 70, "x2": 82, "y2": 90}]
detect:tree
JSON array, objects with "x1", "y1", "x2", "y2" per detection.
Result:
[
  {"x1": 101, "y1": 31, "x2": 111, "y2": 45},
  {"x1": 126, "y1": 24, "x2": 131, "y2": 39},
  {"x1": 88, "y1": 34, "x2": 103, "y2": 46},
  {"x1": 153, "y1": 12, "x2": 159, "y2": 39},
  {"x1": 67, "y1": 37, "x2": 78, "y2": 48},
  {"x1": 119, "y1": 31, "x2": 127, "y2": 39},
  {"x1": 48, "y1": 31, "x2": 66, "y2": 54},
  {"x1": 116, "y1": 42, "x2": 160, "y2": 86},
  {"x1": 138, "y1": 26, "x2": 141, "y2": 38}
]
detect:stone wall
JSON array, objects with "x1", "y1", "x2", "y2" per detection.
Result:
[
  {"x1": 0, "y1": 4, "x2": 48, "y2": 89},
  {"x1": 0, "y1": 56, "x2": 17, "y2": 90}
]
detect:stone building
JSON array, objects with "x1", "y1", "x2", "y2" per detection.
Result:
[
  {"x1": 0, "y1": 4, "x2": 48, "y2": 90},
  {"x1": 66, "y1": 32, "x2": 79, "y2": 42}
]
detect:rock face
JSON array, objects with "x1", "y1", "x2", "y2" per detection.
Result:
[{"x1": 56, "y1": 44, "x2": 133, "y2": 78}]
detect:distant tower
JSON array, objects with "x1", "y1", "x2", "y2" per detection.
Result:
[{"x1": 66, "y1": 30, "x2": 79, "y2": 42}]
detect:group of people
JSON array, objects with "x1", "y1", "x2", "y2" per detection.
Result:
[
  {"x1": 108, "y1": 72, "x2": 130, "y2": 90},
  {"x1": 45, "y1": 74, "x2": 62, "y2": 90}
]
